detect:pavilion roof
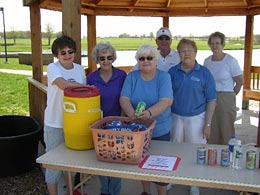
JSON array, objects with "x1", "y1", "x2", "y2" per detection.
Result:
[{"x1": 23, "y1": 0, "x2": 260, "y2": 17}]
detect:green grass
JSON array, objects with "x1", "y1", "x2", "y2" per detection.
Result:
[
  {"x1": 0, "y1": 72, "x2": 29, "y2": 115},
  {"x1": 0, "y1": 58, "x2": 46, "y2": 116},
  {"x1": 1, "y1": 38, "x2": 259, "y2": 52},
  {"x1": 0, "y1": 58, "x2": 47, "y2": 71}
]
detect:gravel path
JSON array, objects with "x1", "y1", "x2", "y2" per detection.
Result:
[{"x1": 0, "y1": 167, "x2": 48, "y2": 195}]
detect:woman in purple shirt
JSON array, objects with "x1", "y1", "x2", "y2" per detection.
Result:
[{"x1": 87, "y1": 42, "x2": 127, "y2": 195}]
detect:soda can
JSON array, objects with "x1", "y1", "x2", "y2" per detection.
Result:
[
  {"x1": 221, "y1": 148, "x2": 230, "y2": 167},
  {"x1": 135, "y1": 101, "x2": 146, "y2": 116},
  {"x1": 208, "y1": 148, "x2": 217, "y2": 166},
  {"x1": 246, "y1": 150, "x2": 256, "y2": 170},
  {"x1": 197, "y1": 146, "x2": 206, "y2": 165}
]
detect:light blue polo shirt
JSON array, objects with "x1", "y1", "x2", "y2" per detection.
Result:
[
  {"x1": 168, "y1": 62, "x2": 216, "y2": 117},
  {"x1": 121, "y1": 69, "x2": 173, "y2": 138}
]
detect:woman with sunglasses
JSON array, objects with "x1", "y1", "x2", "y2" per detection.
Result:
[
  {"x1": 120, "y1": 44, "x2": 173, "y2": 195},
  {"x1": 87, "y1": 42, "x2": 127, "y2": 195},
  {"x1": 44, "y1": 35, "x2": 87, "y2": 195}
]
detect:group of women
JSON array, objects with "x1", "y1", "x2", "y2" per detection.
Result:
[{"x1": 43, "y1": 29, "x2": 243, "y2": 195}]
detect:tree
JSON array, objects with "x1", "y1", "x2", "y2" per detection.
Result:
[
  {"x1": 45, "y1": 23, "x2": 54, "y2": 46},
  {"x1": 149, "y1": 32, "x2": 154, "y2": 40},
  {"x1": 255, "y1": 34, "x2": 260, "y2": 45},
  {"x1": 119, "y1": 33, "x2": 131, "y2": 38},
  {"x1": 8, "y1": 28, "x2": 20, "y2": 44}
]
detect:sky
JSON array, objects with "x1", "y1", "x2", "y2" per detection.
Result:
[{"x1": 0, "y1": 0, "x2": 260, "y2": 38}]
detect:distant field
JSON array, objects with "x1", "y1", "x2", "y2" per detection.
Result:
[
  {"x1": 1, "y1": 37, "x2": 259, "y2": 52},
  {"x1": 0, "y1": 37, "x2": 259, "y2": 116}
]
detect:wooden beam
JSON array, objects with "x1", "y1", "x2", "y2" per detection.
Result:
[
  {"x1": 30, "y1": 2, "x2": 43, "y2": 82},
  {"x1": 87, "y1": 15, "x2": 97, "y2": 73},
  {"x1": 62, "y1": 0, "x2": 81, "y2": 65},
  {"x1": 242, "y1": 15, "x2": 254, "y2": 109},
  {"x1": 81, "y1": 6, "x2": 251, "y2": 17},
  {"x1": 243, "y1": 0, "x2": 249, "y2": 6},
  {"x1": 163, "y1": 17, "x2": 169, "y2": 28},
  {"x1": 129, "y1": 0, "x2": 141, "y2": 12},
  {"x1": 204, "y1": 0, "x2": 208, "y2": 13},
  {"x1": 166, "y1": 0, "x2": 172, "y2": 8},
  {"x1": 132, "y1": 0, "x2": 141, "y2": 6}
]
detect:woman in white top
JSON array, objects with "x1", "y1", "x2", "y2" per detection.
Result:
[{"x1": 204, "y1": 31, "x2": 244, "y2": 145}]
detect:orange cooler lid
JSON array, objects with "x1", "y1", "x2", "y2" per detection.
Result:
[{"x1": 64, "y1": 86, "x2": 100, "y2": 98}]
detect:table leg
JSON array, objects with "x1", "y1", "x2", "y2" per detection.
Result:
[{"x1": 68, "y1": 171, "x2": 73, "y2": 195}]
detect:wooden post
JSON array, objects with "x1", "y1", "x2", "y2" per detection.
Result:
[
  {"x1": 242, "y1": 15, "x2": 254, "y2": 110},
  {"x1": 30, "y1": 3, "x2": 43, "y2": 82},
  {"x1": 62, "y1": 0, "x2": 81, "y2": 65},
  {"x1": 87, "y1": 15, "x2": 97, "y2": 73},
  {"x1": 163, "y1": 17, "x2": 169, "y2": 28}
]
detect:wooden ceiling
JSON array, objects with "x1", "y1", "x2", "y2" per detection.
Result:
[{"x1": 23, "y1": 0, "x2": 260, "y2": 17}]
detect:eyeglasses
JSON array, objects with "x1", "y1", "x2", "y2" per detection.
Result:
[
  {"x1": 157, "y1": 36, "x2": 170, "y2": 41},
  {"x1": 178, "y1": 50, "x2": 195, "y2": 54},
  {"x1": 99, "y1": 56, "x2": 113, "y2": 61},
  {"x1": 59, "y1": 49, "x2": 75, "y2": 56},
  {"x1": 138, "y1": 56, "x2": 154, "y2": 61}
]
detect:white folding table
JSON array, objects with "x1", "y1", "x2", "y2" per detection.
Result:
[{"x1": 37, "y1": 141, "x2": 260, "y2": 195}]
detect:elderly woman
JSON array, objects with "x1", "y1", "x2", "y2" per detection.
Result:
[
  {"x1": 120, "y1": 44, "x2": 173, "y2": 195},
  {"x1": 168, "y1": 39, "x2": 216, "y2": 195},
  {"x1": 87, "y1": 42, "x2": 127, "y2": 195},
  {"x1": 203, "y1": 32, "x2": 243, "y2": 145}
]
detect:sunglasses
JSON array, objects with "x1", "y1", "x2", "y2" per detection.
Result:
[
  {"x1": 138, "y1": 56, "x2": 154, "y2": 61},
  {"x1": 99, "y1": 56, "x2": 113, "y2": 61},
  {"x1": 59, "y1": 49, "x2": 75, "y2": 56},
  {"x1": 157, "y1": 36, "x2": 170, "y2": 41}
]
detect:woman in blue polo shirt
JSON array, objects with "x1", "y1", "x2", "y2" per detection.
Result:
[
  {"x1": 168, "y1": 39, "x2": 216, "y2": 195},
  {"x1": 87, "y1": 42, "x2": 127, "y2": 195}
]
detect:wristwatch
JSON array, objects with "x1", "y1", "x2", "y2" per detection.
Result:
[{"x1": 147, "y1": 110, "x2": 152, "y2": 118}]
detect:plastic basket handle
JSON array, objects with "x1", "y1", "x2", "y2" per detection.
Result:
[{"x1": 63, "y1": 102, "x2": 77, "y2": 113}]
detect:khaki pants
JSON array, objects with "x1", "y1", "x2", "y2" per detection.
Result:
[{"x1": 208, "y1": 92, "x2": 236, "y2": 145}]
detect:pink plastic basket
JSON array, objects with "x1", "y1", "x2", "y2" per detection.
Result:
[{"x1": 90, "y1": 116, "x2": 156, "y2": 165}]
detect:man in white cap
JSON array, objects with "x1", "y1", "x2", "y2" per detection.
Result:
[
  {"x1": 155, "y1": 27, "x2": 180, "y2": 72},
  {"x1": 132, "y1": 27, "x2": 180, "y2": 71}
]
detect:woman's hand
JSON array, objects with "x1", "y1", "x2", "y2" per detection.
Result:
[
  {"x1": 137, "y1": 110, "x2": 151, "y2": 120},
  {"x1": 203, "y1": 124, "x2": 211, "y2": 140}
]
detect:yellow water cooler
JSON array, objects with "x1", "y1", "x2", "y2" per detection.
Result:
[{"x1": 63, "y1": 86, "x2": 101, "y2": 150}]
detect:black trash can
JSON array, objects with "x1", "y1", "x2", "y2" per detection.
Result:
[{"x1": 0, "y1": 115, "x2": 41, "y2": 177}]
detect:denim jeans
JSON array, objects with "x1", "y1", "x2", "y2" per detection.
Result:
[{"x1": 99, "y1": 175, "x2": 121, "y2": 195}]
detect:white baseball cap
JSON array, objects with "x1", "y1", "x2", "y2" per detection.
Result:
[{"x1": 156, "y1": 27, "x2": 172, "y2": 39}]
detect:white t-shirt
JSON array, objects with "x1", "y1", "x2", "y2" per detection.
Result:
[
  {"x1": 132, "y1": 49, "x2": 180, "y2": 72},
  {"x1": 44, "y1": 61, "x2": 86, "y2": 128},
  {"x1": 203, "y1": 54, "x2": 242, "y2": 92}
]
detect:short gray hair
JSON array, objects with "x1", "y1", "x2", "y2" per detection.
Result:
[
  {"x1": 92, "y1": 42, "x2": 117, "y2": 63},
  {"x1": 135, "y1": 44, "x2": 159, "y2": 61}
]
